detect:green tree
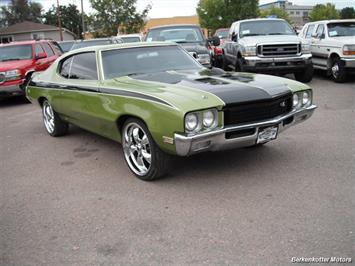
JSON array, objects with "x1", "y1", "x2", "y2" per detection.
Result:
[
  {"x1": 0, "y1": 0, "x2": 42, "y2": 26},
  {"x1": 197, "y1": 0, "x2": 259, "y2": 33},
  {"x1": 340, "y1": 7, "x2": 355, "y2": 19},
  {"x1": 43, "y1": 4, "x2": 82, "y2": 38},
  {"x1": 260, "y1": 7, "x2": 291, "y2": 23},
  {"x1": 309, "y1": 3, "x2": 340, "y2": 21},
  {"x1": 89, "y1": 0, "x2": 151, "y2": 36}
]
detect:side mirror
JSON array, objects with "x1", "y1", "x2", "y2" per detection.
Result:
[
  {"x1": 36, "y1": 52, "x2": 46, "y2": 60},
  {"x1": 208, "y1": 36, "x2": 220, "y2": 47},
  {"x1": 232, "y1": 33, "x2": 238, "y2": 42}
]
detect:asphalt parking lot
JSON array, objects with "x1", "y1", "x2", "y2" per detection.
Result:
[{"x1": 1, "y1": 73, "x2": 354, "y2": 266}]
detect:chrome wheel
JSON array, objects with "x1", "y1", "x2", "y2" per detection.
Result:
[
  {"x1": 43, "y1": 101, "x2": 55, "y2": 134},
  {"x1": 123, "y1": 122, "x2": 152, "y2": 176},
  {"x1": 331, "y1": 63, "x2": 339, "y2": 79}
]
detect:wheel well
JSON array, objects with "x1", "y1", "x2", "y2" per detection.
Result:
[
  {"x1": 328, "y1": 53, "x2": 340, "y2": 66},
  {"x1": 38, "y1": 97, "x2": 47, "y2": 107},
  {"x1": 116, "y1": 115, "x2": 147, "y2": 133}
]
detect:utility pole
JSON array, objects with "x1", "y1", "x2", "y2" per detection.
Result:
[
  {"x1": 57, "y1": 0, "x2": 63, "y2": 41},
  {"x1": 81, "y1": 0, "x2": 85, "y2": 39}
]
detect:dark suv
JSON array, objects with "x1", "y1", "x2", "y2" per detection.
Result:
[{"x1": 0, "y1": 40, "x2": 62, "y2": 98}]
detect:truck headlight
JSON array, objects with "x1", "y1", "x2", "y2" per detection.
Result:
[
  {"x1": 343, "y1": 45, "x2": 355, "y2": 56},
  {"x1": 301, "y1": 43, "x2": 311, "y2": 54},
  {"x1": 242, "y1": 46, "x2": 256, "y2": 56},
  {"x1": 293, "y1": 90, "x2": 312, "y2": 110},
  {"x1": 185, "y1": 108, "x2": 218, "y2": 134},
  {"x1": 5, "y1": 69, "x2": 21, "y2": 81}
]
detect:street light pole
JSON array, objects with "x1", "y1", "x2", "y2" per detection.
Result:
[
  {"x1": 81, "y1": 0, "x2": 85, "y2": 39},
  {"x1": 57, "y1": 0, "x2": 63, "y2": 41}
]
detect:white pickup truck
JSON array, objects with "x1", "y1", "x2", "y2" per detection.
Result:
[
  {"x1": 222, "y1": 18, "x2": 313, "y2": 83},
  {"x1": 299, "y1": 19, "x2": 355, "y2": 82}
]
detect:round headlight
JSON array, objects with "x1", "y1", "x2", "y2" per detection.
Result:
[
  {"x1": 185, "y1": 113, "x2": 198, "y2": 132},
  {"x1": 203, "y1": 110, "x2": 215, "y2": 128},
  {"x1": 302, "y1": 91, "x2": 310, "y2": 106},
  {"x1": 293, "y1": 93, "x2": 299, "y2": 107}
]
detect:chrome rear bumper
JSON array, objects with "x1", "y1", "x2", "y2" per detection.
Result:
[{"x1": 174, "y1": 105, "x2": 317, "y2": 156}]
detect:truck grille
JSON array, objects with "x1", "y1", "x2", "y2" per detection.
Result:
[
  {"x1": 258, "y1": 43, "x2": 300, "y2": 57},
  {"x1": 223, "y1": 93, "x2": 293, "y2": 126}
]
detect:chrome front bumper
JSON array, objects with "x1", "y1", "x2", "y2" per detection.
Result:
[
  {"x1": 174, "y1": 105, "x2": 317, "y2": 156},
  {"x1": 244, "y1": 54, "x2": 312, "y2": 67},
  {"x1": 341, "y1": 57, "x2": 355, "y2": 68}
]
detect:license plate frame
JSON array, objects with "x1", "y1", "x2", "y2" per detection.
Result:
[{"x1": 257, "y1": 125, "x2": 279, "y2": 144}]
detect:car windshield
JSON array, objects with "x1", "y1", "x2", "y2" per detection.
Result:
[
  {"x1": 146, "y1": 27, "x2": 204, "y2": 43},
  {"x1": 121, "y1": 37, "x2": 141, "y2": 43},
  {"x1": 71, "y1": 39, "x2": 112, "y2": 50},
  {"x1": 239, "y1": 20, "x2": 296, "y2": 38},
  {"x1": 59, "y1": 41, "x2": 75, "y2": 52},
  {"x1": 102, "y1": 45, "x2": 202, "y2": 79},
  {"x1": 0, "y1": 44, "x2": 33, "y2": 61},
  {"x1": 215, "y1": 29, "x2": 229, "y2": 39},
  {"x1": 328, "y1": 22, "x2": 355, "y2": 37}
]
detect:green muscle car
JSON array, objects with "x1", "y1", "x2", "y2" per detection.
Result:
[{"x1": 26, "y1": 42, "x2": 316, "y2": 180}]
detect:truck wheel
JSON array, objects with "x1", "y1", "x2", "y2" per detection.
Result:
[
  {"x1": 294, "y1": 64, "x2": 313, "y2": 83},
  {"x1": 122, "y1": 118, "x2": 170, "y2": 181},
  {"x1": 235, "y1": 57, "x2": 244, "y2": 72},
  {"x1": 42, "y1": 100, "x2": 68, "y2": 137},
  {"x1": 331, "y1": 58, "x2": 347, "y2": 83}
]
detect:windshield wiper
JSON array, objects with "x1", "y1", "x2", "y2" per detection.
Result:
[
  {"x1": 268, "y1": 33, "x2": 290, "y2": 35},
  {"x1": 242, "y1": 33, "x2": 264, "y2": 37}
]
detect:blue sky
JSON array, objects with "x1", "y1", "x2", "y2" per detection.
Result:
[{"x1": 3, "y1": 0, "x2": 354, "y2": 18}]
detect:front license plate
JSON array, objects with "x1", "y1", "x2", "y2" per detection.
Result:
[{"x1": 257, "y1": 126, "x2": 278, "y2": 144}]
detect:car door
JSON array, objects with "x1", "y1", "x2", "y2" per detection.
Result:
[
  {"x1": 56, "y1": 52, "x2": 102, "y2": 132},
  {"x1": 311, "y1": 24, "x2": 328, "y2": 67},
  {"x1": 34, "y1": 43, "x2": 49, "y2": 71},
  {"x1": 42, "y1": 42, "x2": 57, "y2": 66}
]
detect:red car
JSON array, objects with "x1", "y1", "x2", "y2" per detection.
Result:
[{"x1": 0, "y1": 40, "x2": 62, "y2": 98}]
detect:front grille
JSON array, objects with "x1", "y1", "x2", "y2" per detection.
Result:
[
  {"x1": 223, "y1": 93, "x2": 293, "y2": 126},
  {"x1": 258, "y1": 43, "x2": 300, "y2": 57},
  {"x1": 0, "y1": 73, "x2": 5, "y2": 84}
]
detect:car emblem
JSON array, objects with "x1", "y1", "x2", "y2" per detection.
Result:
[{"x1": 280, "y1": 101, "x2": 286, "y2": 107}]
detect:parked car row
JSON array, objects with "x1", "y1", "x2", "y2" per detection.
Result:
[{"x1": 212, "y1": 18, "x2": 355, "y2": 83}]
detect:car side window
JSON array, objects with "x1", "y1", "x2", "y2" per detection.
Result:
[
  {"x1": 59, "y1": 56, "x2": 73, "y2": 78},
  {"x1": 43, "y1": 43, "x2": 54, "y2": 57},
  {"x1": 35, "y1": 44, "x2": 45, "y2": 56},
  {"x1": 59, "y1": 52, "x2": 98, "y2": 80},
  {"x1": 305, "y1": 24, "x2": 315, "y2": 38},
  {"x1": 316, "y1": 24, "x2": 325, "y2": 37}
]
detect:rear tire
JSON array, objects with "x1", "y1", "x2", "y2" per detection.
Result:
[
  {"x1": 121, "y1": 118, "x2": 170, "y2": 181},
  {"x1": 330, "y1": 58, "x2": 347, "y2": 83},
  {"x1": 42, "y1": 100, "x2": 68, "y2": 137},
  {"x1": 222, "y1": 54, "x2": 231, "y2": 71},
  {"x1": 294, "y1": 64, "x2": 313, "y2": 83}
]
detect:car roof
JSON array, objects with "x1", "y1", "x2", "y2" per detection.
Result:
[
  {"x1": 305, "y1": 19, "x2": 355, "y2": 25},
  {"x1": 148, "y1": 24, "x2": 201, "y2": 30},
  {"x1": 0, "y1": 40, "x2": 51, "y2": 46},
  {"x1": 75, "y1": 38, "x2": 114, "y2": 43},
  {"x1": 63, "y1": 41, "x2": 177, "y2": 55},
  {"x1": 237, "y1": 18, "x2": 286, "y2": 23},
  {"x1": 118, "y1": 34, "x2": 141, "y2": 38}
]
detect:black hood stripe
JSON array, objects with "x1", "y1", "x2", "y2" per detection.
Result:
[{"x1": 28, "y1": 80, "x2": 174, "y2": 107}]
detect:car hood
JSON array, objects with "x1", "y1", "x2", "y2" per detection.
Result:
[
  {"x1": 0, "y1": 59, "x2": 33, "y2": 72},
  {"x1": 106, "y1": 69, "x2": 309, "y2": 112},
  {"x1": 241, "y1": 35, "x2": 301, "y2": 46},
  {"x1": 177, "y1": 42, "x2": 209, "y2": 54}
]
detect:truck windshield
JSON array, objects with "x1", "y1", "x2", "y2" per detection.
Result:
[
  {"x1": 102, "y1": 45, "x2": 202, "y2": 79},
  {"x1": 239, "y1": 20, "x2": 295, "y2": 38},
  {"x1": 0, "y1": 44, "x2": 33, "y2": 61},
  {"x1": 146, "y1": 27, "x2": 204, "y2": 43},
  {"x1": 328, "y1": 22, "x2": 355, "y2": 37}
]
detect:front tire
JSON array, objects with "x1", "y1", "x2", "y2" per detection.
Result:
[
  {"x1": 235, "y1": 57, "x2": 244, "y2": 72},
  {"x1": 331, "y1": 58, "x2": 347, "y2": 83},
  {"x1": 294, "y1": 64, "x2": 313, "y2": 83},
  {"x1": 122, "y1": 118, "x2": 170, "y2": 181},
  {"x1": 42, "y1": 100, "x2": 68, "y2": 137}
]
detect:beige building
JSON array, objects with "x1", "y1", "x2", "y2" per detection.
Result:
[{"x1": 0, "y1": 21, "x2": 76, "y2": 43}]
